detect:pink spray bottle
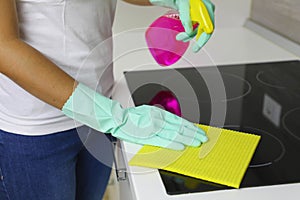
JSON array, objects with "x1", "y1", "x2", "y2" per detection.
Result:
[
  {"x1": 145, "y1": 10, "x2": 189, "y2": 67},
  {"x1": 145, "y1": 0, "x2": 214, "y2": 66}
]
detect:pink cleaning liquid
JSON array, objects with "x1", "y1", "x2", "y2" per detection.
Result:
[{"x1": 145, "y1": 11, "x2": 189, "y2": 66}]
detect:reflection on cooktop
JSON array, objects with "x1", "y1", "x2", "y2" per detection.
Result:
[
  {"x1": 124, "y1": 60, "x2": 300, "y2": 195},
  {"x1": 282, "y1": 107, "x2": 300, "y2": 141}
]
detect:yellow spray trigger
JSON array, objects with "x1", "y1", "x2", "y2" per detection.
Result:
[{"x1": 190, "y1": 0, "x2": 214, "y2": 38}]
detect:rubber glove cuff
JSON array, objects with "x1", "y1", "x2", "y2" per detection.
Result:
[{"x1": 62, "y1": 83, "x2": 124, "y2": 133}]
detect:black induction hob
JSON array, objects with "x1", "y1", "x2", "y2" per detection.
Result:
[{"x1": 124, "y1": 60, "x2": 300, "y2": 195}]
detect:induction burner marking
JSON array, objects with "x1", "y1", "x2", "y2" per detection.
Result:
[
  {"x1": 158, "y1": 70, "x2": 252, "y2": 102},
  {"x1": 282, "y1": 107, "x2": 300, "y2": 141},
  {"x1": 256, "y1": 71, "x2": 286, "y2": 89},
  {"x1": 223, "y1": 125, "x2": 286, "y2": 168},
  {"x1": 184, "y1": 72, "x2": 252, "y2": 103},
  {"x1": 256, "y1": 70, "x2": 300, "y2": 89},
  {"x1": 221, "y1": 73, "x2": 252, "y2": 102}
]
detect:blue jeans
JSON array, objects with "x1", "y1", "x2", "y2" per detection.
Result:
[{"x1": 0, "y1": 126, "x2": 114, "y2": 200}]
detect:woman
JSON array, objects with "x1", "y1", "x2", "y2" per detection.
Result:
[{"x1": 0, "y1": 0, "x2": 214, "y2": 199}]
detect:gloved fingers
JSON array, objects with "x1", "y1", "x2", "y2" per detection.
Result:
[
  {"x1": 176, "y1": 26, "x2": 212, "y2": 53},
  {"x1": 161, "y1": 115, "x2": 208, "y2": 143},
  {"x1": 116, "y1": 132, "x2": 185, "y2": 150},
  {"x1": 201, "y1": 0, "x2": 216, "y2": 25},
  {"x1": 158, "y1": 129, "x2": 202, "y2": 147},
  {"x1": 156, "y1": 128, "x2": 201, "y2": 147},
  {"x1": 180, "y1": 122, "x2": 207, "y2": 135},
  {"x1": 194, "y1": 130, "x2": 208, "y2": 142},
  {"x1": 176, "y1": 28, "x2": 198, "y2": 42},
  {"x1": 195, "y1": 27, "x2": 204, "y2": 40},
  {"x1": 121, "y1": 125, "x2": 201, "y2": 150},
  {"x1": 203, "y1": 0, "x2": 216, "y2": 13},
  {"x1": 180, "y1": 124, "x2": 208, "y2": 143},
  {"x1": 176, "y1": 0, "x2": 193, "y2": 35},
  {"x1": 148, "y1": 106, "x2": 208, "y2": 143},
  {"x1": 149, "y1": 0, "x2": 177, "y2": 9},
  {"x1": 178, "y1": 134, "x2": 202, "y2": 147},
  {"x1": 192, "y1": 32, "x2": 212, "y2": 52},
  {"x1": 148, "y1": 137, "x2": 186, "y2": 150}
]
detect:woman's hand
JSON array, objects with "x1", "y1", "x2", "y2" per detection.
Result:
[{"x1": 62, "y1": 83, "x2": 208, "y2": 150}]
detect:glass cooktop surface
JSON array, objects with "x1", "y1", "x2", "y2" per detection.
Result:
[{"x1": 124, "y1": 60, "x2": 300, "y2": 195}]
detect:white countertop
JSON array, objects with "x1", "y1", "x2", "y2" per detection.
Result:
[{"x1": 112, "y1": 26, "x2": 299, "y2": 200}]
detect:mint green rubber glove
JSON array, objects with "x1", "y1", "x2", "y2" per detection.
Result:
[
  {"x1": 62, "y1": 83, "x2": 208, "y2": 150},
  {"x1": 176, "y1": 0, "x2": 215, "y2": 52},
  {"x1": 150, "y1": 0, "x2": 215, "y2": 52}
]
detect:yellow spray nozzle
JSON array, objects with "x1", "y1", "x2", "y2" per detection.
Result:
[{"x1": 190, "y1": 0, "x2": 214, "y2": 39}]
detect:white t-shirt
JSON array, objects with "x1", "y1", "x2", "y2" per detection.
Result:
[{"x1": 0, "y1": 0, "x2": 117, "y2": 135}]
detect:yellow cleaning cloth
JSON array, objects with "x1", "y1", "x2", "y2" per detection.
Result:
[{"x1": 129, "y1": 124, "x2": 260, "y2": 188}]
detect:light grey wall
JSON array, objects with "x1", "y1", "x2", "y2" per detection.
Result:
[
  {"x1": 250, "y1": 0, "x2": 300, "y2": 44},
  {"x1": 113, "y1": 0, "x2": 252, "y2": 33},
  {"x1": 113, "y1": 1, "x2": 168, "y2": 33}
]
